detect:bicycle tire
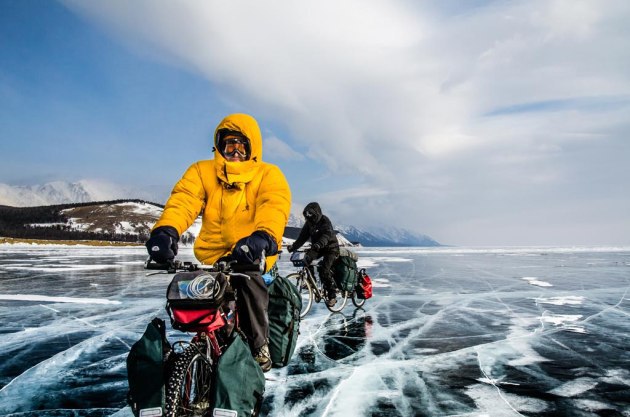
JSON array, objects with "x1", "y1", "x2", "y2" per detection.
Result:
[
  {"x1": 351, "y1": 291, "x2": 366, "y2": 308},
  {"x1": 326, "y1": 290, "x2": 348, "y2": 313},
  {"x1": 286, "y1": 272, "x2": 313, "y2": 318},
  {"x1": 165, "y1": 343, "x2": 213, "y2": 417}
]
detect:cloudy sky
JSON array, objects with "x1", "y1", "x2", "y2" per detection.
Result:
[{"x1": 1, "y1": 0, "x2": 629, "y2": 246}]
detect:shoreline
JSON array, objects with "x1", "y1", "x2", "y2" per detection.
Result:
[{"x1": 0, "y1": 237, "x2": 144, "y2": 247}]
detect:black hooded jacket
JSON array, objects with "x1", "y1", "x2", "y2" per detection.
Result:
[{"x1": 292, "y1": 202, "x2": 339, "y2": 253}]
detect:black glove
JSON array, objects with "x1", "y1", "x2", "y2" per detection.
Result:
[
  {"x1": 232, "y1": 231, "x2": 278, "y2": 265},
  {"x1": 311, "y1": 243, "x2": 321, "y2": 252},
  {"x1": 304, "y1": 250, "x2": 316, "y2": 265},
  {"x1": 145, "y1": 226, "x2": 179, "y2": 263},
  {"x1": 287, "y1": 244, "x2": 294, "y2": 253}
]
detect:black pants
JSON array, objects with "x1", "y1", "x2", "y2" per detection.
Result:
[
  {"x1": 229, "y1": 272, "x2": 269, "y2": 351},
  {"x1": 310, "y1": 248, "x2": 339, "y2": 295}
]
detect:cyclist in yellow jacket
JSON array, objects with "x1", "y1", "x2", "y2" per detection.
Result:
[{"x1": 145, "y1": 113, "x2": 291, "y2": 372}]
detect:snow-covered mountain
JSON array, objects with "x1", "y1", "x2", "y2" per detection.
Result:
[
  {"x1": 0, "y1": 180, "x2": 159, "y2": 207},
  {"x1": 287, "y1": 213, "x2": 439, "y2": 246},
  {"x1": 335, "y1": 224, "x2": 440, "y2": 247},
  {"x1": 1, "y1": 181, "x2": 440, "y2": 246},
  {"x1": 287, "y1": 213, "x2": 305, "y2": 228}
]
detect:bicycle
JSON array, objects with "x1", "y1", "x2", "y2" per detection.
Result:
[
  {"x1": 145, "y1": 258, "x2": 263, "y2": 417},
  {"x1": 285, "y1": 251, "x2": 366, "y2": 318}
]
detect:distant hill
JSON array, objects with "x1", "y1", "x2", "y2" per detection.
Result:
[
  {"x1": 0, "y1": 200, "x2": 168, "y2": 243},
  {"x1": 0, "y1": 183, "x2": 441, "y2": 247},
  {"x1": 0, "y1": 200, "x2": 356, "y2": 246}
]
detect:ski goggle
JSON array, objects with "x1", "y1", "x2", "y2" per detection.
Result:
[
  {"x1": 222, "y1": 138, "x2": 250, "y2": 159},
  {"x1": 304, "y1": 209, "x2": 316, "y2": 220}
]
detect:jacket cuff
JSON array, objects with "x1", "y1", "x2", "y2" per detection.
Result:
[
  {"x1": 151, "y1": 225, "x2": 180, "y2": 241},
  {"x1": 253, "y1": 230, "x2": 278, "y2": 256}
]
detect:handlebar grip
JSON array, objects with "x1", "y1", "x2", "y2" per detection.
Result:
[
  {"x1": 145, "y1": 262, "x2": 168, "y2": 270},
  {"x1": 145, "y1": 258, "x2": 180, "y2": 272},
  {"x1": 230, "y1": 262, "x2": 264, "y2": 273}
]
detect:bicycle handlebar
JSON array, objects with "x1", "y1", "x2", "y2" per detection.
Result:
[
  {"x1": 144, "y1": 258, "x2": 201, "y2": 273},
  {"x1": 144, "y1": 257, "x2": 265, "y2": 275}
]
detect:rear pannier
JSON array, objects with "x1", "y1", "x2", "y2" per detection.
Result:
[
  {"x1": 332, "y1": 248, "x2": 359, "y2": 292},
  {"x1": 355, "y1": 268, "x2": 373, "y2": 300},
  {"x1": 267, "y1": 274, "x2": 302, "y2": 368}
]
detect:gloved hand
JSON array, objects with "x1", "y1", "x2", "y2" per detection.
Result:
[
  {"x1": 145, "y1": 226, "x2": 179, "y2": 263},
  {"x1": 287, "y1": 244, "x2": 294, "y2": 253},
  {"x1": 311, "y1": 243, "x2": 321, "y2": 252},
  {"x1": 232, "y1": 231, "x2": 278, "y2": 265},
  {"x1": 303, "y1": 252, "x2": 312, "y2": 265}
]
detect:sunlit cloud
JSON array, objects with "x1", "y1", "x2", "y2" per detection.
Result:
[{"x1": 60, "y1": 0, "x2": 630, "y2": 245}]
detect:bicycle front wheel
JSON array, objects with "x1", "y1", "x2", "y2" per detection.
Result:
[
  {"x1": 286, "y1": 272, "x2": 313, "y2": 318},
  {"x1": 165, "y1": 343, "x2": 213, "y2": 417}
]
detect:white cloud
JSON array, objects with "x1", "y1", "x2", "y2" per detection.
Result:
[
  {"x1": 61, "y1": 0, "x2": 630, "y2": 245},
  {"x1": 263, "y1": 135, "x2": 303, "y2": 161}
]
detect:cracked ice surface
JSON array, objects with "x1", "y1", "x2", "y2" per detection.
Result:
[{"x1": 0, "y1": 245, "x2": 629, "y2": 416}]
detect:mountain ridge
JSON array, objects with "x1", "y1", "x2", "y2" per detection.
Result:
[
  {"x1": 286, "y1": 214, "x2": 440, "y2": 247},
  {"x1": 0, "y1": 181, "x2": 441, "y2": 247},
  {"x1": 0, "y1": 180, "x2": 158, "y2": 207}
]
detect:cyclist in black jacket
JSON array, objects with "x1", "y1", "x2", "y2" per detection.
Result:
[{"x1": 287, "y1": 202, "x2": 340, "y2": 307}]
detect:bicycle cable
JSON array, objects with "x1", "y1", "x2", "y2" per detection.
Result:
[{"x1": 185, "y1": 273, "x2": 221, "y2": 299}]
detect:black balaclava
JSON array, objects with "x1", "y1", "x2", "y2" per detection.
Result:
[{"x1": 303, "y1": 202, "x2": 323, "y2": 224}]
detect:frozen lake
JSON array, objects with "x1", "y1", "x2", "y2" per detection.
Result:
[{"x1": 0, "y1": 244, "x2": 629, "y2": 416}]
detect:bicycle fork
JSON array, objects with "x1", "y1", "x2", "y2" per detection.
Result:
[{"x1": 306, "y1": 270, "x2": 324, "y2": 303}]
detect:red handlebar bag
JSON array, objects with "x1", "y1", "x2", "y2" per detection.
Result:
[{"x1": 171, "y1": 308, "x2": 225, "y2": 333}]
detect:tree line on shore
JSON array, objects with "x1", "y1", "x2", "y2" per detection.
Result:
[{"x1": 0, "y1": 199, "x2": 163, "y2": 243}]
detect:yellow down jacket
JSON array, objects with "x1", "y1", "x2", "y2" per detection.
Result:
[{"x1": 153, "y1": 113, "x2": 291, "y2": 271}]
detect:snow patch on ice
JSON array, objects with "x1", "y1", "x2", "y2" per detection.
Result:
[
  {"x1": 548, "y1": 377, "x2": 598, "y2": 397},
  {"x1": 574, "y1": 399, "x2": 617, "y2": 412},
  {"x1": 0, "y1": 243, "x2": 143, "y2": 250},
  {"x1": 365, "y1": 256, "x2": 412, "y2": 263},
  {"x1": 601, "y1": 368, "x2": 630, "y2": 386},
  {"x1": 356, "y1": 256, "x2": 412, "y2": 269},
  {"x1": 371, "y1": 278, "x2": 391, "y2": 288},
  {"x1": 466, "y1": 383, "x2": 549, "y2": 414},
  {"x1": 357, "y1": 258, "x2": 378, "y2": 268},
  {"x1": 535, "y1": 296, "x2": 584, "y2": 305},
  {"x1": 0, "y1": 294, "x2": 121, "y2": 305},
  {"x1": 3, "y1": 264, "x2": 121, "y2": 272},
  {"x1": 541, "y1": 314, "x2": 582, "y2": 327},
  {"x1": 522, "y1": 277, "x2": 553, "y2": 287}
]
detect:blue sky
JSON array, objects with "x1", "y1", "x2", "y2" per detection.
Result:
[{"x1": 1, "y1": 0, "x2": 629, "y2": 246}]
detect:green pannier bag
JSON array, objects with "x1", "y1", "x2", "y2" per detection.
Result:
[
  {"x1": 212, "y1": 334, "x2": 265, "y2": 417},
  {"x1": 127, "y1": 318, "x2": 171, "y2": 417},
  {"x1": 332, "y1": 255, "x2": 359, "y2": 292},
  {"x1": 267, "y1": 274, "x2": 302, "y2": 367}
]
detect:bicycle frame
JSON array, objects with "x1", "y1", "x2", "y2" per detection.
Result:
[
  {"x1": 286, "y1": 251, "x2": 366, "y2": 317},
  {"x1": 298, "y1": 265, "x2": 324, "y2": 302},
  {"x1": 286, "y1": 253, "x2": 349, "y2": 316},
  {"x1": 146, "y1": 259, "x2": 251, "y2": 417}
]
